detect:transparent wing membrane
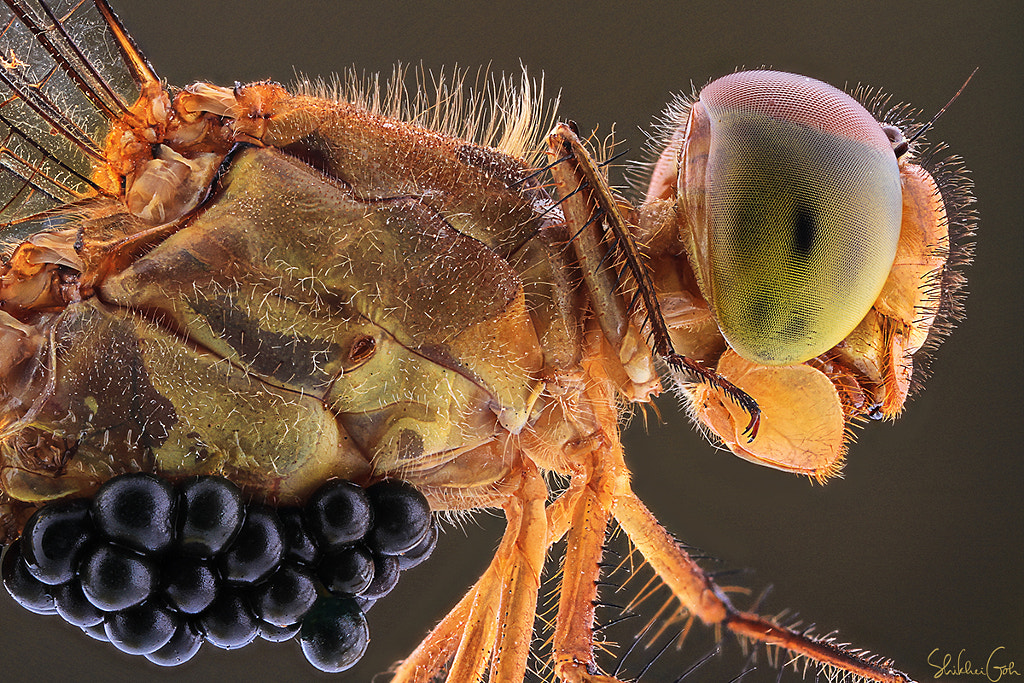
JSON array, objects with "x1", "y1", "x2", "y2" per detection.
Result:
[{"x1": 0, "y1": 0, "x2": 148, "y2": 226}]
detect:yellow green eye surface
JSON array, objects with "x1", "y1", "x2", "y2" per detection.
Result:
[{"x1": 699, "y1": 71, "x2": 902, "y2": 365}]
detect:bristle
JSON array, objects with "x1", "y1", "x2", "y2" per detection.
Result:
[
  {"x1": 854, "y1": 84, "x2": 977, "y2": 399},
  {"x1": 626, "y1": 87, "x2": 696, "y2": 199},
  {"x1": 729, "y1": 608, "x2": 916, "y2": 683},
  {"x1": 906, "y1": 145, "x2": 976, "y2": 395},
  {"x1": 292, "y1": 65, "x2": 558, "y2": 165}
]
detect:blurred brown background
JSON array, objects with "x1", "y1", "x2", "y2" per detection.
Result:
[{"x1": 3, "y1": 1, "x2": 1021, "y2": 681}]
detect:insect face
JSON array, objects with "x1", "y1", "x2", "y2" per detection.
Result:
[{"x1": 677, "y1": 70, "x2": 904, "y2": 366}]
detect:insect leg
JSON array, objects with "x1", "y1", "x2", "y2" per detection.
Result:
[
  {"x1": 488, "y1": 461, "x2": 548, "y2": 681},
  {"x1": 613, "y1": 487, "x2": 916, "y2": 683},
  {"x1": 546, "y1": 123, "x2": 757, "y2": 430},
  {"x1": 443, "y1": 509, "x2": 515, "y2": 682},
  {"x1": 550, "y1": 451, "x2": 625, "y2": 683},
  {"x1": 391, "y1": 462, "x2": 548, "y2": 683},
  {"x1": 612, "y1": 485, "x2": 731, "y2": 626},
  {"x1": 389, "y1": 579, "x2": 474, "y2": 682},
  {"x1": 545, "y1": 128, "x2": 631, "y2": 356},
  {"x1": 392, "y1": 468, "x2": 579, "y2": 683},
  {"x1": 391, "y1": 507, "x2": 512, "y2": 682}
]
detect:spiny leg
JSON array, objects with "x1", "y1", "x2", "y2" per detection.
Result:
[
  {"x1": 612, "y1": 485, "x2": 916, "y2": 683},
  {"x1": 390, "y1": 488, "x2": 517, "y2": 683},
  {"x1": 559, "y1": 345, "x2": 916, "y2": 683},
  {"x1": 391, "y1": 462, "x2": 549, "y2": 683},
  {"x1": 611, "y1": 482, "x2": 728, "y2": 627},
  {"x1": 392, "y1": 468, "x2": 583, "y2": 683},
  {"x1": 444, "y1": 464, "x2": 544, "y2": 683},
  {"x1": 390, "y1": 577, "x2": 476, "y2": 683},
  {"x1": 552, "y1": 351, "x2": 915, "y2": 682},
  {"x1": 488, "y1": 461, "x2": 548, "y2": 682},
  {"x1": 550, "y1": 453, "x2": 623, "y2": 683}
]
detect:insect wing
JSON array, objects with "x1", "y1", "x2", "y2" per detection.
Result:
[{"x1": 0, "y1": 0, "x2": 145, "y2": 228}]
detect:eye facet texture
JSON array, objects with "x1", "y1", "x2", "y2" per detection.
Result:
[{"x1": 698, "y1": 70, "x2": 902, "y2": 364}]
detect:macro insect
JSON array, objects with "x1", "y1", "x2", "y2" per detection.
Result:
[{"x1": 0, "y1": 1, "x2": 976, "y2": 681}]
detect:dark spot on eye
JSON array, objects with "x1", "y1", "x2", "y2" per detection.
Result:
[
  {"x1": 743, "y1": 293, "x2": 776, "y2": 333},
  {"x1": 396, "y1": 429, "x2": 424, "y2": 461},
  {"x1": 781, "y1": 314, "x2": 810, "y2": 340},
  {"x1": 792, "y1": 205, "x2": 817, "y2": 257},
  {"x1": 348, "y1": 335, "x2": 376, "y2": 364}
]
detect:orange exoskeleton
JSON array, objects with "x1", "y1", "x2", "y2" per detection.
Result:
[{"x1": 0, "y1": 1, "x2": 973, "y2": 681}]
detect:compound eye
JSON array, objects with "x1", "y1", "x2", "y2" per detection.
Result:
[{"x1": 698, "y1": 71, "x2": 902, "y2": 365}]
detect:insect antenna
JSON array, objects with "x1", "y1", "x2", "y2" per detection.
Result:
[{"x1": 904, "y1": 67, "x2": 977, "y2": 149}]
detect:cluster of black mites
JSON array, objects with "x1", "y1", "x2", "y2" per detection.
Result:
[{"x1": 1, "y1": 473, "x2": 437, "y2": 673}]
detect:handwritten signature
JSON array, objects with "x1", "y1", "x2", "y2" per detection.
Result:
[{"x1": 928, "y1": 647, "x2": 1020, "y2": 681}]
